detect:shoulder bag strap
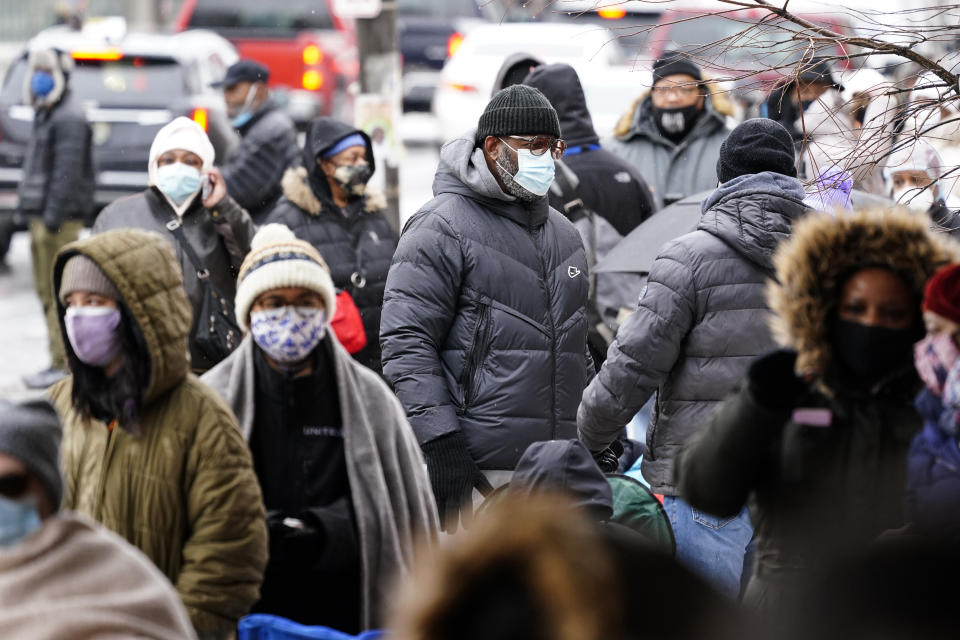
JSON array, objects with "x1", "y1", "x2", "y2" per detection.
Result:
[{"x1": 164, "y1": 216, "x2": 211, "y2": 281}]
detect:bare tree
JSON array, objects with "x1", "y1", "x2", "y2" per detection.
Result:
[{"x1": 494, "y1": 0, "x2": 960, "y2": 202}]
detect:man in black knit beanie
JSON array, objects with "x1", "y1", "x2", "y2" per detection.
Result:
[{"x1": 381, "y1": 84, "x2": 593, "y2": 532}]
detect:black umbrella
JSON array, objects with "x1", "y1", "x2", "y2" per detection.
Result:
[{"x1": 594, "y1": 189, "x2": 892, "y2": 275}]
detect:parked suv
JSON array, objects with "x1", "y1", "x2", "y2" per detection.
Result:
[
  {"x1": 175, "y1": 0, "x2": 357, "y2": 126},
  {"x1": 0, "y1": 22, "x2": 237, "y2": 221}
]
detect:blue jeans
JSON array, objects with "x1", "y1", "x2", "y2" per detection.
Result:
[{"x1": 662, "y1": 496, "x2": 753, "y2": 600}]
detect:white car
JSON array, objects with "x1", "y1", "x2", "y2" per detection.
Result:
[{"x1": 432, "y1": 22, "x2": 650, "y2": 146}]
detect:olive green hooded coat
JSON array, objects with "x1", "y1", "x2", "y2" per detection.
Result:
[{"x1": 48, "y1": 229, "x2": 268, "y2": 638}]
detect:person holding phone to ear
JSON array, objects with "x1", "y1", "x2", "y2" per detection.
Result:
[{"x1": 92, "y1": 117, "x2": 256, "y2": 372}]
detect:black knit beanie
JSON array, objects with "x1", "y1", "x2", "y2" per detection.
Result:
[
  {"x1": 652, "y1": 50, "x2": 702, "y2": 84},
  {"x1": 717, "y1": 118, "x2": 798, "y2": 183},
  {"x1": 475, "y1": 84, "x2": 561, "y2": 145}
]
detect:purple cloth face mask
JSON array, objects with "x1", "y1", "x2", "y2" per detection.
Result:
[{"x1": 64, "y1": 306, "x2": 122, "y2": 368}]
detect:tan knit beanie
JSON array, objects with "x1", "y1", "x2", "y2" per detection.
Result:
[{"x1": 59, "y1": 254, "x2": 121, "y2": 305}]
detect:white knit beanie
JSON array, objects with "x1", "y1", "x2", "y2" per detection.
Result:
[{"x1": 234, "y1": 224, "x2": 337, "y2": 332}]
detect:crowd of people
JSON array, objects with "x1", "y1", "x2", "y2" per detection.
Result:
[{"x1": 4, "y1": 41, "x2": 960, "y2": 639}]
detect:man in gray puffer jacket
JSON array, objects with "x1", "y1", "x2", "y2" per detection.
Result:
[
  {"x1": 381, "y1": 85, "x2": 591, "y2": 532},
  {"x1": 578, "y1": 118, "x2": 809, "y2": 598}
]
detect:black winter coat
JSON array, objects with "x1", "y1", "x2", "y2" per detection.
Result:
[
  {"x1": 380, "y1": 132, "x2": 592, "y2": 471},
  {"x1": 222, "y1": 101, "x2": 300, "y2": 223},
  {"x1": 18, "y1": 91, "x2": 94, "y2": 228},
  {"x1": 264, "y1": 118, "x2": 397, "y2": 373},
  {"x1": 524, "y1": 63, "x2": 654, "y2": 236}
]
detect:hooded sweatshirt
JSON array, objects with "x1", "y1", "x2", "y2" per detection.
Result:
[
  {"x1": 265, "y1": 118, "x2": 397, "y2": 373},
  {"x1": 579, "y1": 171, "x2": 809, "y2": 495},
  {"x1": 524, "y1": 63, "x2": 654, "y2": 237},
  {"x1": 381, "y1": 130, "x2": 591, "y2": 470},
  {"x1": 47, "y1": 229, "x2": 267, "y2": 636}
]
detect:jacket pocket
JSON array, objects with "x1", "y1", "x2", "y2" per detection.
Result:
[
  {"x1": 692, "y1": 508, "x2": 738, "y2": 530},
  {"x1": 459, "y1": 302, "x2": 493, "y2": 414}
]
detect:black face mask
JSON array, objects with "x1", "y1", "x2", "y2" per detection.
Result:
[
  {"x1": 330, "y1": 163, "x2": 372, "y2": 197},
  {"x1": 652, "y1": 103, "x2": 702, "y2": 143},
  {"x1": 830, "y1": 319, "x2": 917, "y2": 383}
]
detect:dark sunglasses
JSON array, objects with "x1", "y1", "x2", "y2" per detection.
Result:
[
  {"x1": 502, "y1": 135, "x2": 567, "y2": 159},
  {"x1": 0, "y1": 472, "x2": 29, "y2": 499}
]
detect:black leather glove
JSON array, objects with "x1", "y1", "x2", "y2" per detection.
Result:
[
  {"x1": 266, "y1": 510, "x2": 325, "y2": 566},
  {"x1": 591, "y1": 439, "x2": 624, "y2": 473},
  {"x1": 748, "y1": 349, "x2": 805, "y2": 409},
  {"x1": 421, "y1": 431, "x2": 492, "y2": 533}
]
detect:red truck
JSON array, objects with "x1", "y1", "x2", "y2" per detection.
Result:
[{"x1": 174, "y1": 0, "x2": 358, "y2": 127}]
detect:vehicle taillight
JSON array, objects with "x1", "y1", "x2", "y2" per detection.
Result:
[
  {"x1": 448, "y1": 82, "x2": 477, "y2": 93},
  {"x1": 598, "y1": 7, "x2": 627, "y2": 19},
  {"x1": 447, "y1": 32, "x2": 465, "y2": 58},
  {"x1": 302, "y1": 44, "x2": 323, "y2": 66},
  {"x1": 302, "y1": 70, "x2": 324, "y2": 91},
  {"x1": 191, "y1": 107, "x2": 208, "y2": 131},
  {"x1": 71, "y1": 48, "x2": 123, "y2": 61}
]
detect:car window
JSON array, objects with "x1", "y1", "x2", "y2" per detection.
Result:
[
  {"x1": 1, "y1": 57, "x2": 187, "y2": 108},
  {"x1": 188, "y1": 0, "x2": 335, "y2": 35},
  {"x1": 396, "y1": 0, "x2": 481, "y2": 18}
]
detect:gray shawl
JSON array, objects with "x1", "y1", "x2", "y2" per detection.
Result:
[{"x1": 202, "y1": 337, "x2": 438, "y2": 629}]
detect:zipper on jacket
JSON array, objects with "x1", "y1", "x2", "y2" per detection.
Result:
[
  {"x1": 531, "y1": 226, "x2": 558, "y2": 437},
  {"x1": 94, "y1": 422, "x2": 119, "y2": 518},
  {"x1": 460, "y1": 302, "x2": 491, "y2": 414}
]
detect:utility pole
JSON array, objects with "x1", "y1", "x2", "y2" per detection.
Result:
[{"x1": 351, "y1": 0, "x2": 402, "y2": 231}]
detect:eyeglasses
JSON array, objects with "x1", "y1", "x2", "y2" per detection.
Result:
[
  {"x1": 651, "y1": 85, "x2": 701, "y2": 98},
  {"x1": 0, "y1": 472, "x2": 29, "y2": 499},
  {"x1": 501, "y1": 135, "x2": 567, "y2": 159}
]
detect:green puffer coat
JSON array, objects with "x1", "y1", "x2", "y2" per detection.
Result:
[{"x1": 48, "y1": 229, "x2": 267, "y2": 638}]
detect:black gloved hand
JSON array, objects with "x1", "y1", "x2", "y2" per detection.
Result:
[
  {"x1": 421, "y1": 431, "x2": 492, "y2": 533},
  {"x1": 266, "y1": 510, "x2": 325, "y2": 566},
  {"x1": 591, "y1": 439, "x2": 624, "y2": 473},
  {"x1": 748, "y1": 349, "x2": 805, "y2": 409}
]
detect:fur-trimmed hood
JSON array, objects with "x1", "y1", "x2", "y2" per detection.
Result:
[
  {"x1": 612, "y1": 76, "x2": 735, "y2": 139},
  {"x1": 280, "y1": 165, "x2": 386, "y2": 217},
  {"x1": 23, "y1": 48, "x2": 73, "y2": 109},
  {"x1": 767, "y1": 207, "x2": 960, "y2": 379}
]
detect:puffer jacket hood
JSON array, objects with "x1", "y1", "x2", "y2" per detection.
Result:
[
  {"x1": 510, "y1": 440, "x2": 614, "y2": 520},
  {"x1": 768, "y1": 207, "x2": 960, "y2": 379},
  {"x1": 302, "y1": 117, "x2": 375, "y2": 203},
  {"x1": 699, "y1": 171, "x2": 808, "y2": 271},
  {"x1": 53, "y1": 229, "x2": 192, "y2": 404},
  {"x1": 491, "y1": 52, "x2": 544, "y2": 95},
  {"x1": 23, "y1": 48, "x2": 73, "y2": 109},
  {"x1": 433, "y1": 130, "x2": 550, "y2": 228},
  {"x1": 523, "y1": 63, "x2": 599, "y2": 148}
]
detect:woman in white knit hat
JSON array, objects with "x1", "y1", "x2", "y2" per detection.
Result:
[
  {"x1": 202, "y1": 223, "x2": 437, "y2": 633},
  {"x1": 92, "y1": 116, "x2": 257, "y2": 372}
]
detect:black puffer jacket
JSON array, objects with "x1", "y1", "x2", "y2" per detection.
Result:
[
  {"x1": 524, "y1": 63, "x2": 654, "y2": 237},
  {"x1": 18, "y1": 90, "x2": 94, "y2": 229},
  {"x1": 381, "y1": 131, "x2": 591, "y2": 471},
  {"x1": 222, "y1": 100, "x2": 300, "y2": 223},
  {"x1": 264, "y1": 118, "x2": 397, "y2": 373}
]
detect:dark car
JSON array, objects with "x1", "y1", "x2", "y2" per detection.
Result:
[{"x1": 0, "y1": 24, "x2": 237, "y2": 223}]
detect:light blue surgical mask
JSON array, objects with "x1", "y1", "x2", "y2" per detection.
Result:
[
  {"x1": 31, "y1": 70, "x2": 55, "y2": 99},
  {"x1": 231, "y1": 110, "x2": 253, "y2": 129},
  {"x1": 498, "y1": 139, "x2": 556, "y2": 197},
  {"x1": 156, "y1": 162, "x2": 202, "y2": 206},
  {"x1": 0, "y1": 496, "x2": 42, "y2": 547}
]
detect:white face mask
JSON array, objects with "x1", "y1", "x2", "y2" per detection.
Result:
[
  {"x1": 250, "y1": 306, "x2": 326, "y2": 364},
  {"x1": 893, "y1": 186, "x2": 935, "y2": 212}
]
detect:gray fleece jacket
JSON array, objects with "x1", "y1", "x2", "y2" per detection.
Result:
[
  {"x1": 201, "y1": 336, "x2": 438, "y2": 629},
  {"x1": 578, "y1": 171, "x2": 809, "y2": 495}
]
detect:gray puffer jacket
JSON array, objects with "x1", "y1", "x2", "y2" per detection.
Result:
[
  {"x1": 606, "y1": 96, "x2": 729, "y2": 210},
  {"x1": 221, "y1": 101, "x2": 299, "y2": 223},
  {"x1": 381, "y1": 132, "x2": 591, "y2": 471},
  {"x1": 578, "y1": 171, "x2": 809, "y2": 495}
]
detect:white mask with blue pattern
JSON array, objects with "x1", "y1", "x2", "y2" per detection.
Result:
[{"x1": 250, "y1": 306, "x2": 327, "y2": 364}]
